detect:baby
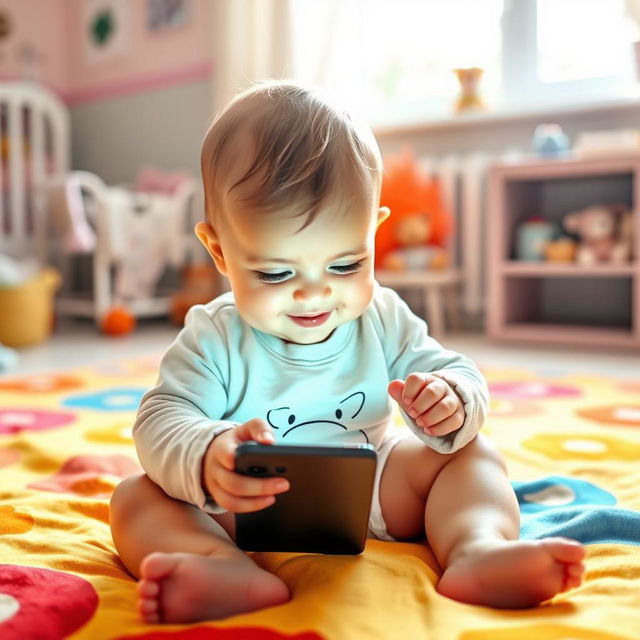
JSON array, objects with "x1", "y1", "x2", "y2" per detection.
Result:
[{"x1": 109, "y1": 81, "x2": 585, "y2": 624}]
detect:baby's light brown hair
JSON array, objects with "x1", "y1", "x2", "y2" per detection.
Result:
[{"x1": 200, "y1": 80, "x2": 382, "y2": 231}]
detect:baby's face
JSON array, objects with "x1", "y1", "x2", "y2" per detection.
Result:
[{"x1": 201, "y1": 201, "x2": 386, "y2": 344}]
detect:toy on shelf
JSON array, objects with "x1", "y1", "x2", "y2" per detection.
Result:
[
  {"x1": 375, "y1": 149, "x2": 453, "y2": 271},
  {"x1": 514, "y1": 217, "x2": 557, "y2": 261},
  {"x1": 543, "y1": 237, "x2": 578, "y2": 263},
  {"x1": 562, "y1": 203, "x2": 633, "y2": 264},
  {"x1": 532, "y1": 123, "x2": 570, "y2": 157}
]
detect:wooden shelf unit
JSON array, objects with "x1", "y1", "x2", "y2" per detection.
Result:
[{"x1": 486, "y1": 154, "x2": 640, "y2": 349}]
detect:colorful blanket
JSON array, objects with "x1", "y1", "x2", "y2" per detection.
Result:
[{"x1": 0, "y1": 357, "x2": 639, "y2": 639}]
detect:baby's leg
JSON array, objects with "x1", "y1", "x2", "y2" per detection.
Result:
[
  {"x1": 109, "y1": 474, "x2": 290, "y2": 623},
  {"x1": 379, "y1": 435, "x2": 585, "y2": 608}
]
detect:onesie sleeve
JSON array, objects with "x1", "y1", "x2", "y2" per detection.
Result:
[
  {"x1": 372, "y1": 286, "x2": 489, "y2": 453},
  {"x1": 133, "y1": 305, "x2": 236, "y2": 514}
]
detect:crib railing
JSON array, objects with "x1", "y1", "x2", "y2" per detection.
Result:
[{"x1": 0, "y1": 82, "x2": 69, "y2": 260}]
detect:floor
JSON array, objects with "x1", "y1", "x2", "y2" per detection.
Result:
[{"x1": 3, "y1": 317, "x2": 639, "y2": 379}]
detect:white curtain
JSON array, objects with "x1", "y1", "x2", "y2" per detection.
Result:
[
  {"x1": 211, "y1": 0, "x2": 294, "y2": 114},
  {"x1": 211, "y1": 0, "x2": 365, "y2": 116}
]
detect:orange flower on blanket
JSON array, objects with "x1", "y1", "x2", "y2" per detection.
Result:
[
  {"x1": 576, "y1": 405, "x2": 640, "y2": 427},
  {"x1": 27, "y1": 454, "x2": 141, "y2": 498},
  {"x1": 0, "y1": 373, "x2": 83, "y2": 393},
  {"x1": 0, "y1": 505, "x2": 34, "y2": 535},
  {"x1": 461, "y1": 623, "x2": 627, "y2": 640}
]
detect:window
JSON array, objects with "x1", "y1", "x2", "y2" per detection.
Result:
[{"x1": 290, "y1": 0, "x2": 639, "y2": 126}]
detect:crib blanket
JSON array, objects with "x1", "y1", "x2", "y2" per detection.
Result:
[{"x1": 0, "y1": 357, "x2": 639, "y2": 639}]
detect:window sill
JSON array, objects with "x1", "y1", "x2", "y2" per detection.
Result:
[{"x1": 372, "y1": 91, "x2": 640, "y2": 137}]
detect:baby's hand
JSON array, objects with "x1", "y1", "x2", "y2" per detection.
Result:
[
  {"x1": 388, "y1": 373, "x2": 465, "y2": 437},
  {"x1": 201, "y1": 418, "x2": 289, "y2": 513}
]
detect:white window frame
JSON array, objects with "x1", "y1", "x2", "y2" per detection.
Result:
[{"x1": 500, "y1": 0, "x2": 638, "y2": 111}]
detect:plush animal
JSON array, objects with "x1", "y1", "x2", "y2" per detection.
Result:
[
  {"x1": 381, "y1": 213, "x2": 449, "y2": 270},
  {"x1": 375, "y1": 148, "x2": 453, "y2": 270},
  {"x1": 563, "y1": 204, "x2": 632, "y2": 264}
]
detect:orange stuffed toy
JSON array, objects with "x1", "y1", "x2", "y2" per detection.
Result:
[{"x1": 375, "y1": 149, "x2": 453, "y2": 271}]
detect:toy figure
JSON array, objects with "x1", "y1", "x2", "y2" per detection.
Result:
[
  {"x1": 375, "y1": 148, "x2": 453, "y2": 270},
  {"x1": 563, "y1": 203, "x2": 633, "y2": 264},
  {"x1": 382, "y1": 212, "x2": 448, "y2": 270}
]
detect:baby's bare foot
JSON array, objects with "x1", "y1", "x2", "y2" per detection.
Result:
[
  {"x1": 136, "y1": 551, "x2": 290, "y2": 623},
  {"x1": 437, "y1": 537, "x2": 585, "y2": 609}
]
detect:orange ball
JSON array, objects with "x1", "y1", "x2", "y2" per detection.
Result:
[{"x1": 100, "y1": 306, "x2": 136, "y2": 336}]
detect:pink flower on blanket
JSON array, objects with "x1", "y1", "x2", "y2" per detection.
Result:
[
  {"x1": 489, "y1": 381, "x2": 581, "y2": 399},
  {"x1": 28, "y1": 454, "x2": 141, "y2": 498},
  {"x1": 0, "y1": 408, "x2": 76, "y2": 434}
]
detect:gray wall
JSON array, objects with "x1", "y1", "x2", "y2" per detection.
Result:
[{"x1": 70, "y1": 80, "x2": 214, "y2": 186}]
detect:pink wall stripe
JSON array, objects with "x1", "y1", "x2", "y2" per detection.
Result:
[{"x1": 61, "y1": 60, "x2": 212, "y2": 106}]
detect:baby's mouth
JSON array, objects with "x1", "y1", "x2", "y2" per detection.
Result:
[{"x1": 287, "y1": 311, "x2": 332, "y2": 327}]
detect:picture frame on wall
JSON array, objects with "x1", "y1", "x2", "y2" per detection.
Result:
[
  {"x1": 147, "y1": 0, "x2": 190, "y2": 32},
  {"x1": 83, "y1": 0, "x2": 131, "y2": 64}
]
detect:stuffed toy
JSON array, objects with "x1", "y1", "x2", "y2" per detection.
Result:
[
  {"x1": 170, "y1": 262, "x2": 220, "y2": 326},
  {"x1": 375, "y1": 148, "x2": 453, "y2": 271},
  {"x1": 563, "y1": 203, "x2": 632, "y2": 264}
]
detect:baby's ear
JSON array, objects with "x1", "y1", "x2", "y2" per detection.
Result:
[
  {"x1": 376, "y1": 206, "x2": 391, "y2": 228},
  {"x1": 194, "y1": 222, "x2": 227, "y2": 275}
]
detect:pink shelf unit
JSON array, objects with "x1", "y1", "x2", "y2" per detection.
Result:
[{"x1": 486, "y1": 154, "x2": 640, "y2": 350}]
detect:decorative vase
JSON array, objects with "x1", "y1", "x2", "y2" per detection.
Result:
[{"x1": 453, "y1": 67, "x2": 485, "y2": 113}]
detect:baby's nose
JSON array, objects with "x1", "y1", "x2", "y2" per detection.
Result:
[{"x1": 293, "y1": 282, "x2": 331, "y2": 302}]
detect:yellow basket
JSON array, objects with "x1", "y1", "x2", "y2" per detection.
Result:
[{"x1": 0, "y1": 267, "x2": 61, "y2": 347}]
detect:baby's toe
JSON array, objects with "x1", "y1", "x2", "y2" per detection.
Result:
[
  {"x1": 138, "y1": 595, "x2": 160, "y2": 623},
  {"x1": 140, "y1": 552, "x2": 181, "y2": 582},
  {"x1": 137, "y1": 578, "x2": 159, "y2": 598},
  {"x1": 544, "y1": 538, "x2": 585, "y2": 563}
]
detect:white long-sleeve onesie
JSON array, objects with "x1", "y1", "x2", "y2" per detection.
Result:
[{"x1": 133, "y1": 285, "x2": 489, "y2": 514}]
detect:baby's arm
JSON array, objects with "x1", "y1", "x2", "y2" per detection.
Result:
[
  {"x1": 201, "y1": 418, "x2": 289, "y2": 513},
  {"x1": 388, "y1": 373, "x2": 465, "y2": 438},
  {"x1": 374, "y1": 286, "x2": 488, "y2": 453},
  {"x1": 133, "y1": 306, "x2": 243, "y2": 513}
]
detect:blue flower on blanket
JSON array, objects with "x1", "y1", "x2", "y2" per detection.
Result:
[
  {"x1": 62, "y1": 387, "x2": 146, "y2": 412},
  {"x1": 513, "y1": 475, "x2": 616, "y2": 514},
  {"x1": 514, "y1": 475, "x2": 640, "y2": 545}
]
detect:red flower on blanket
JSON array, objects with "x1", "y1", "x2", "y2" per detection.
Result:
[
  {"x1": 27, "y1": 454, "x2": 141, "y2": 498},
  {"x1": 116, "y1": 627, "x2": 325, "y2": 639},
  {"x1": 0, "y1": 565, "x2": 98, "y2": 639}
]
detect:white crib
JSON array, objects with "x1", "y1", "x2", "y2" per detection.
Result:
[
  {"x1": 0, "y1": 81, "x2": 204, "y2": 327},
  {"x1": 0, "y1": 81, "x2": 69, "y2": 261}
]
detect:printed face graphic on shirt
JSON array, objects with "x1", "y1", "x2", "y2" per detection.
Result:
[
  {"x1": 199, "y1": 199, "x2": 389, "y2": 345},
  {"x1": 266, "y1": 391, "x2": 368, "y2": 443}
]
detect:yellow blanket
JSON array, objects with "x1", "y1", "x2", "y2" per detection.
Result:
[{"x1": 1, "y1": 357, "x2": 639, "y2": 639}]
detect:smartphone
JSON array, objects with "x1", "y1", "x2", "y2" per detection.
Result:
[{"x1": 234, "y1": 441, "x2": 377, "y2": 555}]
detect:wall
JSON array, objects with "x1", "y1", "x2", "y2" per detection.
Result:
[
  {"x1": 0, "y1": 0, "x2": 214, "y2": 183},
  {"x1": 0, "y1": 0, "x2": 69, "y2": 90}
]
